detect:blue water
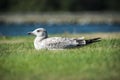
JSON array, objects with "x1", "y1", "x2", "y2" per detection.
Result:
[{"x1": 0, "y1": 23, "x2": 120, "y2": 36}]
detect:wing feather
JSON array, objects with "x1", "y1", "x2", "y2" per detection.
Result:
[{"x1": 41, "y1": 37, "x2": 78, "y2": 49}]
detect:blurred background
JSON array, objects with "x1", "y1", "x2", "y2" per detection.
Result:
[{"x1": 0, "y1": 0, "x2": 120, "y2": 36}]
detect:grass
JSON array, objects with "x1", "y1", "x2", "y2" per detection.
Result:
[{"x1": 0, "y1": 33, "x2": 120, "y2": 80}]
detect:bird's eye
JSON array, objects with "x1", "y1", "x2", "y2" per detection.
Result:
[{"x1": 37, "y1": 30, "x2": 41, "y2": 32}]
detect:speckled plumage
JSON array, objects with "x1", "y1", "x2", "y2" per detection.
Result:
[
  {"x1": 37, "y1": 37, "x2": 85, "y2": 50},
  {"x1": 28, "y1": 28, "x2": 86, "y2": 50}
]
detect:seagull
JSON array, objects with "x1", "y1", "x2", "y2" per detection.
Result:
[{"x1": 28, "y1": 28, "x2": 101, "y2": 50}]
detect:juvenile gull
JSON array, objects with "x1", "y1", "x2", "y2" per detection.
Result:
[{"x1": 28, "y1": 28, "x2": 100, "y2": 50}]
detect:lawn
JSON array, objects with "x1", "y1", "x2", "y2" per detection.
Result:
[{"x1": 0, "y1": 33, "x2": 120, "y2": 80}]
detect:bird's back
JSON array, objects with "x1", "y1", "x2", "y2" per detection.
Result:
[{"x1": 40, "y1": 37, "x2": 85, "y2": 49}]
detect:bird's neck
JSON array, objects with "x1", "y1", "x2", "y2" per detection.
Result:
[
  {"x1": 34, "y1": 36, "x2": 47, "y2": 50},
  {"x1": 35, "y1": 36, "x2": 47, "y2": 42}
]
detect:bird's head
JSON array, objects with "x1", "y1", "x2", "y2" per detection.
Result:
[{"x1": 28, "y1": 28, "x2": 48, "y2": 38}]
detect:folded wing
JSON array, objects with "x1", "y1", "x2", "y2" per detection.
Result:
[{"x1": 41, "y1": 37, "x2": 85, "y2": 49}]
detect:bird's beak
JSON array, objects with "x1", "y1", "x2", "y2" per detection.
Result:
[{"x1": 27, "y1": 32, "x2": 34, "y2": 35}]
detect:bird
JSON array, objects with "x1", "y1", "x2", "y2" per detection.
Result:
[{"x1": 28, "y1": 28, "x2": 101, "y2": 50}]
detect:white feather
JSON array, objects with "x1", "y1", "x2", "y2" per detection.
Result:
[{"x1": 29, "y1": 28, "x2": 86, "y2": 50}]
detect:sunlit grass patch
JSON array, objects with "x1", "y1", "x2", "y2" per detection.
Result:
[{"x1": 0, "y1": 33, "x2": 120, "y2": 80}]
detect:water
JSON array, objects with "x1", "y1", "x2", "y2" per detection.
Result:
[{"x1": 0, "y1": 23, "x2": 120, "y2": 36}]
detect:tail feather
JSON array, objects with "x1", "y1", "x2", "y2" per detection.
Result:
[{"x1": 85, "y1": 37, "x2": 101, "y2": 45}]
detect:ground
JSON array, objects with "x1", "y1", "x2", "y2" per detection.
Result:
[{"x1": 0, "y1": 33, "x2": 120, "y2": 80}]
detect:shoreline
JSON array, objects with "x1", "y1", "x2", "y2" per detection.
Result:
[{"x1": 0, "y1": 12, "x2": 120, "y2": 24}]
